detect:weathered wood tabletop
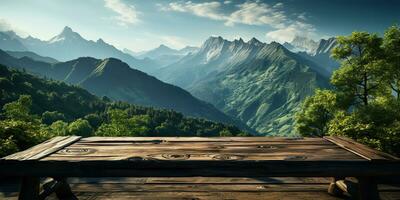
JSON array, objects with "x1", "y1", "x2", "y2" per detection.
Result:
[{"x1": 1, "y1": 136, "x2": 399, "y2": 200}]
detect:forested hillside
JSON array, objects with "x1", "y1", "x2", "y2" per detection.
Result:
[
  {"x1": 0, "y1": 65, "x2": 248, "y2": 157},
  {"x1": 0, "y1": 50, "x2": 251, "y2": 132}
]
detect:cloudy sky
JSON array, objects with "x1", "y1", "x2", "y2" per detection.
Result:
[{"x1": 0, "y1": 0, "x2": 399, "y2": 51}]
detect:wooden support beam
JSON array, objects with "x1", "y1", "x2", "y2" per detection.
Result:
[
  {"x1": 357, "y1": 177, "x2": 379, "y2": 200},
  {"x1": 19, "y1": 176, "x2": 40, "y2": 200}
]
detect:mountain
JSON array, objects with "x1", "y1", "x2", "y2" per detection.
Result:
[
  {"x1": 297, "y1": 37, "x2": 339, "y2": 73},
  {"x1": 6, "y1": 50, "x2": 58, "y2": 63},
  {"x1": 156, "y1": 36, "x2": 330, "y2": 135},
  {"x1": 286, "y1": 36, "x2": 319, "y2": 53},
  {"x1": 133, "y1": 45, "x2": 199, "y2": 68},
  {"x1": 0, "y1": 31, "x2": 27, "y2": 51},
  {"x1": 2, "y1": 27, "x2": 159, "y2": 74},
  {"x1": 0, "y1": 49, "x2": 251, "y2": 132}
]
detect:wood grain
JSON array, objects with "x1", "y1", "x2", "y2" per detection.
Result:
[
  {"x1": 324, "y1": 136, "x2": 399, "y2": 161},
  {"x1": 2, "y1": 136, "x2": 81, "y2": 160}
]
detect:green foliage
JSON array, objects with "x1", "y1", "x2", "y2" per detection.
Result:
[
  {"x1": 95, "y1": 109, "x2": 149, "y2": 136},
  {"x1": 295, "y1": 90, "x2": 339, "y2": 137},
  {"x1": 3, "y1": 95, "x2": 33, "y2": 121},
  {"x1": 67, "y1": 119, "x2": 93, "y2": 137},
  {"x1": 0, "y1": 65, "x2": 248, "y2": 156},
  {"x1": 84, "y1": 113, "x2": 102, "y2": 129},
  {"x1": 42, "y1": 111, "x2": 66, "y2": 125},
  {"x1": 331, "y1": 32, "x2": 385, "y2": 106},
  {"x1": 296, "y1": 26, "x2": 400, "y2": 156},
  {"x1": 382, "y1": 26, "x2": 400, "y2": 98}
]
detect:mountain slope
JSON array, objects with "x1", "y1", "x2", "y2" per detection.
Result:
[
  {"x1": 297, "y1": 37, "x2": 339, "y2": 73},
  {"x1": 2, "y1": 27, "x2": 159, "y2": 74},
  {"x1": 0, "y1": 32, "x2": 27, "y2": 51},
  {"x1": 0, "y1": 49, "x2": 250, "y2": 132},
  {"x1": 287, "y1": 36, "x2": 319, "y2": 53},
  {"x1": 6, "y1": 50, "x2": 59, "y2": 63},
  {"x1": 135, "y1": 44, "x2": 199, "y2": 68},
  {"x1": 157, "y1": 37, "x2": 330, "y2": 135}
]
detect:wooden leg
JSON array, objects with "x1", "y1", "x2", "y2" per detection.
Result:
[
  {"x1": 357, "y1": 177, "x2": 379, "y2": 200},
  {"x1": 327, "y1": 177, "x2": 344, "y2": 196},
  {"x1": 19, "y1": 176, "x2": 40, "y2": 200},
  {"x1": 54, "y1": 178, "x2": 78, "y2": 200}
]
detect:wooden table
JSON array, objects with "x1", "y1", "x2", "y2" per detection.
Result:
[{"x1": 1, "y1": 136, "x2": 399, "y2": 200}]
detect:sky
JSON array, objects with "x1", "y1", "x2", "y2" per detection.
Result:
[{"x1": 0, "y1": 0, "x2": 399, "y2": 52}]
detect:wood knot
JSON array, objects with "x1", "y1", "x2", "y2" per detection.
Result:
[
  {"x1": 257, "y1": 145, "x2": 278, "y2": 149},
  {"x1": 284, "y1": 155, "x2": 307, "y2": 161},
  {"x1": 127, "y1": 156, "x2": 145, "y2": 161},
  {"x1": 162, "y1": 153, "x2": 190, "y2": 160},
  {"x1": 211, "y1": 154, "x2": 244, "y2": 160},
  {"x1": 58, "y1": 148, "x2": 95, "y2": 155}
]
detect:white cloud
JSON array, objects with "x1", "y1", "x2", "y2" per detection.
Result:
[
  {"x1": 162, "y1": 1, "x2": 225, "y2": 21},
  {"x1": 225, "y1": 1, "x2": 286, "y2": 28},
  {"x1": 0, "y1": 19, "x2": 13, "y2": 32},
  {"x1": 104, "y1": 0, "x2": 140, "y2": 26},
  {"x1": 161, "y1": 1, "x2": 319, "y2": 43},
  {"x1": 161, "y1": 1, "x2": 286, "y2": 28},
  {"x1": 0, "y1": 18, "x2": 28, "y2": 37},
  {"x1": 265, "y1": 21, "x2": 317, "y2": 43}
]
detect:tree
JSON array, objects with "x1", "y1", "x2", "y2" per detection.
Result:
[
  {"x1": 84, "y1": 113, "x2": 102, "y2": 129},
  {"x1": 331, "y1": 32, "x2": 384, "y2": 106},
  {"x1": 67, "y1": 119, "x2": 93, "y2": 137},
  {"x1": 3, "y1": 95, "x2": 33, "y2": 121},
  {"x1": 382, "y1": 25, "x2": 400, "y2": 99},
  {"x1": 295, "y1": 90, "x2": 339, "y2": 136},
  {"x1": 95, "y1": 109, "x2": 150, "y2": 136},
  {"x1": 47, "y1": 120, "x2": 69, "y2": 136},
  {"x1": 296, "y1": 26, "x2": 400, "y2": 156},
  {"x1": 42, "y1": 111, "x2": 66, "y2": 125}
]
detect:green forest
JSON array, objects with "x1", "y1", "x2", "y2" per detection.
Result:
[
  {"x1": 296, "y1": 26, "x2": 400, "y2": 156},
  {"x1": 0, "y1": 65, "x2": 248, "y2": 157}
]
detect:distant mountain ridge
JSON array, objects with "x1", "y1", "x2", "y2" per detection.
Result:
[
  {"x1": 5, "y1": 50, "x2": 58, "y2": 64},
  {"x1": 0, "y1": 49, "x2": 252, "y2": 132},
  {"x1": 283, "y1": 36, "x2": 339, "y2": 73},
  {"x1": 155, "y1": 36, "x2": 330, "y2": 135},
  {"x1": 132, "y1": 44, "x2": 199, "y2": 68},
  {"x1": 1, "y1": 26, "x2": 160, "y2": 74}
]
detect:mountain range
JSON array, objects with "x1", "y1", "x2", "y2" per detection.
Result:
[
  {"x1": 126, "y1": 44, "x2": 199, "y2": 69},
  {"x1": 0, "y1": 26, "x2": 340, "y2": 136},
  {"x1": 284, "y1": 36, "x2": 339, "y2": 73},
  {"x1": 0, "y1": 49, "x2": 250, "y2": 132},
  {"x1": 155, "y1": 36, "x2": 330, "y2": 135},
  {"x1": 0, "y1": 26, "x2": 161, "y2": 74}
]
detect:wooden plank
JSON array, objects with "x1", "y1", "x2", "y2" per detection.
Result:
[
  {"x1": 65, "y1": 183, "x2": 332, "y2": 192},
  {"x1": 324, "y1": 136, "x2": 399, "y2": 161},
  {"x1": 79, "y1": 137, "x2": 323, "y2": 143},
  {"x1": 2, "y1": 136, "x2": 81, "y2": 160},
  {"x1": 44, "y1": 138, "x2": 363, "y2": 161},
  {"x1": 66, "y1": 177, "x2": 332, "y2": 184},
  {"x1": 44, "y1": 151, "x2": 364, "y2": 161}
]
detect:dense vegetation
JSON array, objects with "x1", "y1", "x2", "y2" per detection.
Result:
[
  {"x1": 296, "y1": 26, "x2": 400, "y2": 156},
  {"x1": 0, "y1": 65, "x2": 248, "y2": 157}
]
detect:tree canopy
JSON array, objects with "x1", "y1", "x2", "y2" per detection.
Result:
[{"x1": 296, "y1": 26, "x2": 400, "y2": 156}]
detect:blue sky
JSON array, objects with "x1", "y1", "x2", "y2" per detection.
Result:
[{"x1": 0, "y1": 0, "x2": 399, "y2": 51}]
